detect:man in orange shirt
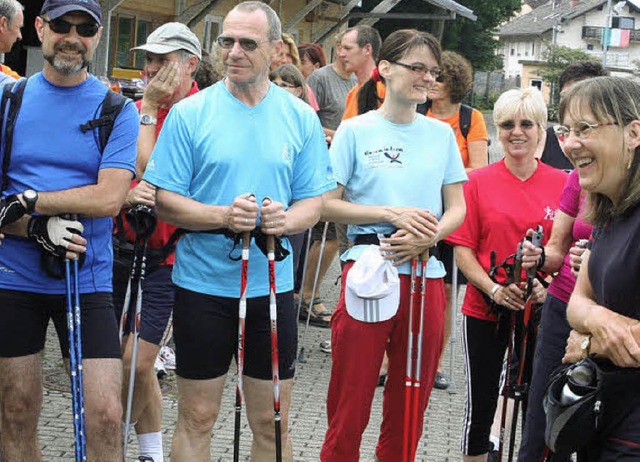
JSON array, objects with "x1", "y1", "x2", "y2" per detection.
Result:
[{"x1": 0, "y1": 0, "x2": 23, "y2": 84}]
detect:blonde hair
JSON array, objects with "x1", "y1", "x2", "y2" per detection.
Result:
[
  {"x1": 493, "y1": 87, "x2": 547, "y2": 130},
  {"x1": 281, "y1": 32, "x2": 301, "y2": 67}
]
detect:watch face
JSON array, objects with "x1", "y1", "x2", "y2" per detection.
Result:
[
  {"x1": 24, "y1": 189, "x2": 36, "y2": 200},
  {"x1": 140, "y1": 114, "x2": 156, "y2": 125}
]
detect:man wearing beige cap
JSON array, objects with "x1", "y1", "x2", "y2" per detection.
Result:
[{"x1": 112, "y1": 21, "x2": 201, "y2": 462}]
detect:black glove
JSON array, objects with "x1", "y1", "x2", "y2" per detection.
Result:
[
  {"x1": 125, "y1": 204, "x2": 157, "y2": 240},
  {"x1": 0, "y1": 194, "x2": 26, "y2": 229},
  {"x1": 27, "y1": 215, "x2": 84, "y2": 257}
]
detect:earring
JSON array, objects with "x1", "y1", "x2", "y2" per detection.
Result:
[{"x1": 628, "y1": 157, "x2": 633, "y2": 170}]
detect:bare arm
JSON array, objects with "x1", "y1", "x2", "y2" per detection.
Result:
[
  {"x1": 321, "y1": 185, "x2": 438, "y2": 237},
  {"x1": 380, "y1": 182, "x2": 466, "y2": 264},
  {"x1": 465, "y1": 140, "x2": 488, "y2": 173},
  {"x1": 136, "y1": 62, "x2": 181, "y2": 177},
  {"x1": 29, "y1": 168, "x2": 133, "y2": 218},
  {"x1": 261, "y1": 195, "x2": 323, "y2": 236},
  {"x1": 155, "y1": 188, "x2": 231, "y2": 231},
  {"x1": 522, "y1": 211, "x2": 575, "y2": 273},
  {"x1": 566, "y1": 250, "x2": 640, "y2": 367}
]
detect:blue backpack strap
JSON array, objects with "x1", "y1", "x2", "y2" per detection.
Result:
[{"x1": 0, "y1": 77, "x2": 28, "y2": 195}]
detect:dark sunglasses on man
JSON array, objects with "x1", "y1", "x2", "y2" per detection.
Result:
[
  {"x1": 42, "y1": 17, "x2": 100, "y2": 38},
  {"x1": 216, "y1": 35, "x2": 270, "y2": 52}
]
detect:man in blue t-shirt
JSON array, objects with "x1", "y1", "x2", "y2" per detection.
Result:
[
  {"x1": 0, "y1": 0, "x2": 138, "y2": 459},
  {"x1": 143, "y1": 2, "x2": 334, "y2": 459}
]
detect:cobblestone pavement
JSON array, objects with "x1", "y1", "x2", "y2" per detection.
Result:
[
  {"x1": 35, "y1": 114, "x2": 508, "y2": 460},
  {"x1": 38, "y1": 262, "x2": 472, "y2": 462}
]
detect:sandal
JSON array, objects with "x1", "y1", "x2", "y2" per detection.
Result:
[{"x1": 298, "y1": 298, "x2": 332, "y2": 328}]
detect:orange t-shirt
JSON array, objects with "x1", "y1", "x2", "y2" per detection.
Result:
[
  {"x1": 0, "y1": 64, "x2": 20, "y2": 80},
  {"x1": 426, "y1": 107, "x2": 488, "y2": 167},
  {"x1": 342, "y1": 81, "x2": 386, "y2": 120}
]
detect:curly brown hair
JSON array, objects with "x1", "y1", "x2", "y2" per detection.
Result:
[{"x1": 439, "y1": 51, "x2": 473, "y2": 104}]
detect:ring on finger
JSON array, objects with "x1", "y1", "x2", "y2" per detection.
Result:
[
  {"x1": 505, "y1": 296, "x2": 510, "y2": 302},
  {"x1": 244, "y1": 218, "x2": 249, "y2": 225}
]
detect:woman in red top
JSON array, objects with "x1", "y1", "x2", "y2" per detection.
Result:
[{"x1": 446, "y1": 87, "x2": 568, "y2": 461}]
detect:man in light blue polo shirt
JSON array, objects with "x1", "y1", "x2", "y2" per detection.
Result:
[{"x1": 143, "y1": 1, "x2": 334, "y2": 459}]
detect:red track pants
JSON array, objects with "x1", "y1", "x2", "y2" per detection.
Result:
[{"x1": 320, "y1": 262, "x2": 446, "y2": 462}]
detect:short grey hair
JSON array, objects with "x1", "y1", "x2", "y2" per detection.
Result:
[
  {"x1": 0, "y1": 0, "x2": 23, "y2": 25},
  {"x1": 493, "y1": 87, "x2": 548, "y2": 130},
  {"x1": 175, "y1": 49, "x2": 201, "y2": 77},
  {"x1": 229, "y1": 1, "x2": 281, "y2": 41}
]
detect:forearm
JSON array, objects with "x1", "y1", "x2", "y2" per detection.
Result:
[
  {"x1": 136, "y1": 100, "x2": 159, "y2": 177},
  {"x1": 156, "y1": 188, "x2": 227, "y2": 231},
  {"x1": 284, "y1": 196, "x2": 322, "y2": 235},
  {"x1": 541, "y1": 211, "x2": 574, "y2": 273},
  {"x1": 34, "y1": 168, "x2": 133, "y2": 218},
  {"x1": 322, "y1": 198, "x2": 398, "y2": 225},
  {"x1": 436, "y1": 183, "x2": 466, "y2": 242},
  {"x1": 456, "y1": 246, "x2": 498, "y2": 297}
]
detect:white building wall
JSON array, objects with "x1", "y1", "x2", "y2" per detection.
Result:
[{"x1": 500, "y1": 4, "x2": 640, "y2": 76}]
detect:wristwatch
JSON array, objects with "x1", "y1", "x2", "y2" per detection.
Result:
[
  {"x1": 140, "y1": 114, "x2": 157, "y2": 126},
  {"x1": 581, "y1": 334, "x2": 592, "y2": 359},
  {"x1": 22, "y1": 189, "x2": 38, "y2": 214}
]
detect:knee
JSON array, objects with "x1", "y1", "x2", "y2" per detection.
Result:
[
  {"x1": 178, "y1": 399, "x2": 218, "y2": 436},
  {"x1": 86, "y1": 394, "x2": 122, "y2": 432},
  {"x1": 2, "y1": 392, "x2": 41, "y2": 428},
  {"x1": 248, "y1": 409, "x2": 288, "y2": 442}
]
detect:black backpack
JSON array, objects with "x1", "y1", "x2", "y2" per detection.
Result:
[
  {"x1": 416, "y1": 100, "x2": 473, "y2": 140},
  {"x1": 0, "y1": 77, "x2": 128, "y2": 194}
]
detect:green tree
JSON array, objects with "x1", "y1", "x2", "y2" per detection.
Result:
[
  {"x1": 441, "y1": 0, "x2": 522, "y2": 71},
  {"x1": 535, "y1": 43, "x2": 596, "y2": 120},
  {"x1": 361, "y1": 0, "x2": 521, "y2": 71}
]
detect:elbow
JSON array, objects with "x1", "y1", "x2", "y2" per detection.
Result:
[{"x1": 103, "y1": 200, "x2": 125, "y2": 217}]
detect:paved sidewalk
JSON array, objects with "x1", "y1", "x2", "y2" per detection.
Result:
[{"x1": 38, "y1": 259, "x2": 471, "y2": 461}]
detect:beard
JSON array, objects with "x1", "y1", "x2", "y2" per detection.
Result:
[{"x1": 44, "y1": 42, "x2": 91, "y2": 75}]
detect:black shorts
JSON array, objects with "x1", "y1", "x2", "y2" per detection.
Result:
[
  {"x1": 173, "y1": 288, "x2": 297, "y2": 380},
  {"x1": 438, "y1": 241, "x2": 468, "y2": 285},
  {"x1": 113, "y1": 264, "x2": 175, "y2": 346},
  {"x1": 0, "y1": 289, "x2": 121, "y2": 359},
  {"x1": 311, "y1": 221, "x2": 337, "y2": 241}
]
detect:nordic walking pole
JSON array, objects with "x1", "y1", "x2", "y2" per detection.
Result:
[
  {"x1": 118, "y1": 247, "x2": 138, "y2": 344},
  {"x1": 447, "y1": 248, "x2": 458, "y2": 395},
  {"x1": 66, "y1": 253, "x2": 87, "y2": 461},
  {"x1": 411, "y1": 250, "x2": 429, "y2": 459},
  {"x1": 234, "y1": 231, "x2": 251, "y2": 462},
  {"x1": 403, "y1": 255, "x2": 419, "y2": 462},
  {"x1": 295, "y1": 228, "x2": 313, "y2": 322},
  {"x1": 498, "y1": 241, "x2": 523, "y2": 462},
  {"x1": 298, "y1": 221, "x2": 329, "y2": 363},
  {"x1": 266, "y1": 231, "x2": 283, "y2": 462},
  {"x1": 123, "y1": 239, "x2": 148, "y2": 457}
]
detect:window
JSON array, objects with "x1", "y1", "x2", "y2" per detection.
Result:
[
  {"x1": 204, "y1": 15, "x2": 223, "y2": 53},
  {"x1": 511, "y1": 48, "x2": 515, "y2": 56},
  {"x1": 113, "y1": 15, "x2": 153, "y2": 69},
  {"x1": 530, "y1": 79, "x2": 543, "y2": 91}
]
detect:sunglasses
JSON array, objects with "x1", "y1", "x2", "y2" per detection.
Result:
[
  {"x1": 42, "y1": 17, "x2": 100, "y2": 38},
  {"x1": 498, "y1": 120, "x2": 536, "y2": 130},
  {"x1": 216, "y1": 36, "x2": 270, "y2": 52},
  {"x1": 553, "y1": 121, "x2": 617, "y2": 142}
]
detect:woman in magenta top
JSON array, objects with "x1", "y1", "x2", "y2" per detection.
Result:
[{"x1": 518, "y1": 169, "x2": 591, "y2": 461}]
